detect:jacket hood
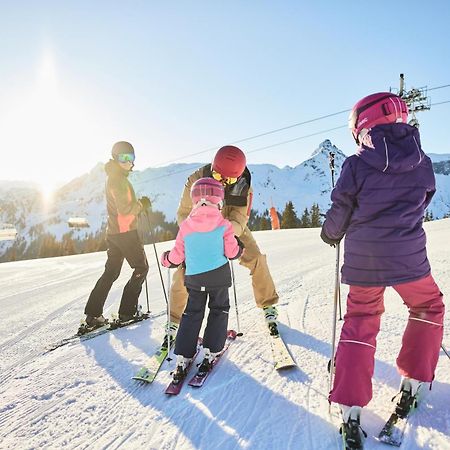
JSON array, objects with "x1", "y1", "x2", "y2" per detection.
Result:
[
  {"x1": 105, "y1": 159, "x2": 130, "y2": 177},
  {"x1": 357, "y1": 123, "x2": 425, "y2": 174},
  {"x1": 187, "y1": 205, "x2": 224, "y2": 232}
]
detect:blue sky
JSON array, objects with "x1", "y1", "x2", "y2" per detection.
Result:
[{"x1": 0, "y1": 1, "x2": 449, "y2": 192}]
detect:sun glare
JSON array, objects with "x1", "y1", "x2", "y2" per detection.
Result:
[
  {"x1": 38, "y1": 181, "x2": 56, "y2": 207},
  {"x1": 0, "y1": 48, "x2": 111, "y2": 190}
]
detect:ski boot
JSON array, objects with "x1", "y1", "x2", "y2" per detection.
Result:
[
  {"x1": 393, "y1": 377, "x2": 422, "y2": 419},
  {"x1": 197, "y1": 348, "x2": 216, "y2": 377},
  {"x1": 163, "y1": 321, "x2": 179, "y2": 348},
  {"x1": 339, "y1": 405, "x2": 367, "y2": 450},
  {"x1": 118, "y1": 305, "x2": 147, "y2": 324},
  {"x1": 263, "y1": 305, "x2": 279, "y2": 336},
  {"x1": 172, "y1": 354, "x2": 189, "y2": 385},
  {"x1": 78, "y1": 315, "x2": 108, "y2": 335}
]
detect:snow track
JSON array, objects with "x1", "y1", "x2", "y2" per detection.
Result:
[{"x1": 0, "y1": 225, "x2": 449, "y2": 449}]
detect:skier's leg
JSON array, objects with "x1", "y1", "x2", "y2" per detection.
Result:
[
  {"x1": 394, "y1": 274, "x2": 444, "y2": 382},
  {"x1": 117, "y1": 230, "x2": 149, "y2": 317},
  {"x1": 84, "y1": 237, "x2": 124, "y2": 317},
  {"x1": 174, "y1": 288, "x2": 207, "y2": 358},
  {"x1": 169, "y1": 265, "x2": 189, "y2": 323},
  {"x1": 330, "y1": 285, "x2": 385, "y2": 407},
  {"x1": 203, "y1": 287, "x2": 230, "y2": 353},
  {"x1": 238, "y1": 226, "x2": 278, "y2": 308}
]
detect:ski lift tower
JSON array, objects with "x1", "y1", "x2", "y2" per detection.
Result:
[{"x1": 392, "y1": 73, "x2": 430, "y2": 127}]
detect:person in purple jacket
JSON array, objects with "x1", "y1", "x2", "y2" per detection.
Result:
[{"x1": 321, "y1": 92, "x2": 445, "y2": 446}]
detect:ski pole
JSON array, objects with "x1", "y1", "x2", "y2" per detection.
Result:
[
  {"x1": 328, "y1": 151, "x2": 342, "y2": 403},
  {"x1": 329, "y1": 242, "x2": 340, "y2": 398},
  {"x1": 145, "y1": 211, "x2": 168, "y2": 305},
  {"x1": 138, "y1": 213, "x2": 150, "y2": 314},
  {"x1": 230, "y1": 261, "x2": 243, "y2": 337},
  {"x1": 166, "y1": 267, "x2": 173, "y2": 360},
  {"x1": 328, "y1": 151, "x2": 342, "y2": 321},
  {"x1": 442, "y1": 344, "x2": 450, "y2": 360},
  {"x1": 144, "y1": 276, "x2": 150, "y2": 314}
]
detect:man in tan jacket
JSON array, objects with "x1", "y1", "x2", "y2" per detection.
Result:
[{"x1": 169, "y1": 145, "x2": 279, "y2": 334}]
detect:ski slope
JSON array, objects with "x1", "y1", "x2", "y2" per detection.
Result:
[{"x1": 0, "y1": 221, "x2": 449, "y2": 450}]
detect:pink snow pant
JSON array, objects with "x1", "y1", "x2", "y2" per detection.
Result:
[{"x1": 329, "y1": 274, "x2": 444, "y2": 407}]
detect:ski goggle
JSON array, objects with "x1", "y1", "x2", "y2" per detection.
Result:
[
  {"x1": 212, "y1": 170, "x2": 238, "y2": 185},
  {"x1": 117, "y1": 153, "x2": 135, "y2": 163}
]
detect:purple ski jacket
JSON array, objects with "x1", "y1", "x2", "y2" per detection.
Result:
[{"x1": 322, "y1": 123, "x2": 435, "y2": 286}]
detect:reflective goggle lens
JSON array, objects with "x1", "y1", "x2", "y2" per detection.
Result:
[
  {"x1": 212, "y1": 170, "x2": 238, "y2": 185},
  {"x1": 117, "y1": 153, "x2": 135, "y2": 163}
]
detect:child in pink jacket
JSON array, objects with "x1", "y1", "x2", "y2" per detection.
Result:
[{"x1": 161, "y1": 177, "x2": 243, "y2": 384}]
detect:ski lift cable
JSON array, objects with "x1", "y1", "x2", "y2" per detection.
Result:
[
  {"x1": 430, "y1": 100, "x2": 450, "y2": 106},
  {"x1": 246, "y1": 125, "x2": 348, "y2": 155},
  {"x1": 145, "y1": 124, "x2": 349, "y2": 182},
  {"x1": 153, "y1": 109, "x2": 352, "y2": 167},
  {"x1": 428, "y1": 84, "x2": 450, "y2": 92},
  {"x1": 143, "y1": 98, "x2": 450, "y2": 183},
  {"x1": 153, "y1": 84, "x2": 449, "y2": 169}
]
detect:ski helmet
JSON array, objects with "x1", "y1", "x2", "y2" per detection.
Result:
[
  {"x1": 190, "y1": 177, "x2": 225, "y2": 207},
  {"x1": 349, "y1": 92, "x2": 408, "y2": 144},
  {"x1": 111, "y1": 141, "x2": 135, "y2": 162},
  {"x1": 211, "y1": 145, "x2": 246, "y2": 179}
]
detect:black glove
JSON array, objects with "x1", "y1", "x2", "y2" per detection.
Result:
[
  {"x1": 139, "y1": 196, "x2": 151, "y2": 210},
  {"x1": 320, "y1": 228, "x2": 342, "y2": 247},
  {"x1": 235, "y1": 236, "x2": 245, "y2": 250}
]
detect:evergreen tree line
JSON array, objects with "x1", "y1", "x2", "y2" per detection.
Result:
[
  {"x1": 0, "y1": 208, "x2": 178, "y2": 262},
  {"x1": 248, "y1": 202, "x2": 323, "y2": 231}
]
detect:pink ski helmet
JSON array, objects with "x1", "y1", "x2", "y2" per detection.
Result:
[
  {"x1": 190, "y1": 177, "x2": 225, "y2": 207},
  {"x1": 349, "y1": 92, "x2": 408, "y2": 144}
]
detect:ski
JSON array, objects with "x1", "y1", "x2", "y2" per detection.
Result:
[
  {"x1": 165, "y1": 338, "x2": 203, "y2": 395},
  {"x1": 377, "y1": 385, "x2": 421, "y2": 447},
  {"x1": 45, "y1": 313, "x2": 151, "y2": 353},
  {"x1": 132, "y1": 335, "x2": 174, "y2": 383},
  {"x1": 188, "y1": 329, "x2": 237, "y2": 388},
  {"x1": 267, "y1": 323, "x2": 296, "y2": 370},
  {"x1": 378, "y1": 412, "x2": 410, "y2": 447}
]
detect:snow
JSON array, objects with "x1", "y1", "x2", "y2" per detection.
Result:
[{"x1": 0, "y1": 220, "x2": 449, "y2": 450}]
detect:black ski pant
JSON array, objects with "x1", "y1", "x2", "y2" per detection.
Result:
[
  {"x1": 84, "y1": 230, "x2": 149, "y2": 317},
  {"x1": 175, "y1": 287, "x2": 230, "y2": 358}
]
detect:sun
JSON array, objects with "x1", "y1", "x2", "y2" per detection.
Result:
[
  {"x1": 0, "y1": 47, "x2": 112, "y2": 192},
  {"x1": 38, "y1": 180, "x2": 56, "y2": 206}
]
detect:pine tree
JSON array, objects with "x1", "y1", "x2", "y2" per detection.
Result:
[
  {"x1": 260, "y1": 216, "x2": 271, "y2": 230},
  {"x1": 310, "y1": 203, "x2": 322, "y2": 227},
  {"x1": 300, "y1": 207, "x2": 311, "y2": 228},
  {"x1": 281, "y1": 201, "x2": 299, "y2": 229}
]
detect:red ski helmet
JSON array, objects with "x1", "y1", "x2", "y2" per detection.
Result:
[
  {"x1": 349, "y1": 92, "x2": 408, "y2": 144},
  {"x1": 190, "y1": 177, "x2": 225, "y2": 207},
  {"x1": 211, "y1": 145, "x2": 246, "y2": 179}
]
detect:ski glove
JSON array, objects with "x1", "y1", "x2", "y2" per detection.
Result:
[
  {"x1": 320, "y1": 228, "x2": 342, "y2": 247},
  {"x1": 161, "y1": 250, "x2": 179, "y2": 269},
  {"x1": 139, "y1": 196, "x2": 152, "y2": 210}
]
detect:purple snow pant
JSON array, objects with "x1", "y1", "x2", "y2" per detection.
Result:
[{"x1": 329, "y1": 274, "x2": 444, "y2": 407}]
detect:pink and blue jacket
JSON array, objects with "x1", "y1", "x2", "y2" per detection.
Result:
[{"x1": 166, "y1": 205, "x2": 242, "y2": 290}]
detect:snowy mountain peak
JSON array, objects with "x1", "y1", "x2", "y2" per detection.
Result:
[{"x1": 309, "y1": 139, "x2": 346, "y2": 159}]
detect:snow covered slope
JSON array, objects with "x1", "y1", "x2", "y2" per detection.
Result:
[{"x1": 0, "y1": 220, "x2": 449, "y2": 450}]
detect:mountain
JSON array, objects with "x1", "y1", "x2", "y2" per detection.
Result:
[{"x1": 1, "y1": 139, "x2": 450, "y2": 261}]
